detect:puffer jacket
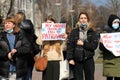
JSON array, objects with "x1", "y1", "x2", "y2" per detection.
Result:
[
  {"x1": 99, "y1": 14, "x2": 120, "y2": 77},
  {"x1": 67, "y1": 27, "x2": 99, "y2": 61},
  {"x1": 19, "y1": 19, "x2": 40, "y2": 66},
  {"x1": 0, "y1": 31, "x2": 30, "y2": 78}
]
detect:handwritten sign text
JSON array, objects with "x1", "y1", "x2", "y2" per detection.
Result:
[{"x1": 100, "y1": 32, "x2": 120, "y2": 56}]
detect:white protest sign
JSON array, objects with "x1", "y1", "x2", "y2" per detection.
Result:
[
  {"x1": 100, "y1": 32, "x2": 120, "y2": 56},
  {"x1": 42, "y1": 23, "x2": 66, "y2": 40}
]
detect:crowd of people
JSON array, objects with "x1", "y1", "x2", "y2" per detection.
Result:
[
  {"x1": 0, "y1": 12, "x2": 39, "y2": 80},
  {"x1": 0, "y1": 11, "x2": 120, "y2": 80}
]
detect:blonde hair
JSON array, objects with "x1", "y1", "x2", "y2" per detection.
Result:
[
  {"x1": 15, "y1": 12, "x2": 25, "y2": 24},
  {"x1": 43, "y1": 40, "x2": 61, "y2": 57}
]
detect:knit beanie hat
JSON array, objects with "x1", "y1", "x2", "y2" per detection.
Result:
[{"x1": 108, "y1": 14, "x2": 120, "y2": 28}]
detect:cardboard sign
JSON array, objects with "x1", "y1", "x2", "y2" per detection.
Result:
[
  {"x1": 42, "y1": 23, "x2": 66, "y2": 40},
  {"x1": 100, "y1": 32, "x2": 120, "y2": 56}
]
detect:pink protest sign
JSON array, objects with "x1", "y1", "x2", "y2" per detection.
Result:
[
  {"x1": 42, "y1": 23, "x2": 66, "y2": 41},
  {"x1": 100, "y1": 32, "x2": 120, "y2": 56}
]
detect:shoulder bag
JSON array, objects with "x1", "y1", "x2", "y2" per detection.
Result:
[{"x1": 34, "y1": 50, "x2": 48, "y2": 72}]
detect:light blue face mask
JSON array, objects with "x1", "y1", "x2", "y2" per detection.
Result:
[
  {"x1": 112, "y1": 23, "x2": 119, "y2": 30},
  {"x1": 5, "y1": 29, "x2": 13, "y2": 33}
]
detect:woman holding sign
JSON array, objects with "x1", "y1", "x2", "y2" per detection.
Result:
[
  {"x1": 99, "y1": 14, "x2": 120, "y2": 80},
  {"x1": 66, "y1": 12, "x2": 99, "y2": 80},
  {"x1": 36, "y1": 15, "x2": 68, "y2": 80}
]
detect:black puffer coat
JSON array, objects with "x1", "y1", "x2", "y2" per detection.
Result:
[
  {"x1": 19, "y1": 19, "x2": 39, "y2": 66},
  {"x1": 67, "y1": 28, "x2": 99, "y2": 61},
  {"x1": 0, "y1": 31, "x2": 30, "y2": 78}
]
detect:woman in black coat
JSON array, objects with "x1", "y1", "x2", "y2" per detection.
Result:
[
  {"x1": 19, "y1": 19, "x2": 40, "y2": 80},
  {"x1": 0, "y1": 16, "x2": 30, "y2": 79},
  {"x1": 67, "y1": 12, "x2": 99, "y2": 80}
]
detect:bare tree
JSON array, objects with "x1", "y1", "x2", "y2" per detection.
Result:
[
  {"x1": 106, "y1": 0, "x2": 120, "y2": 16},
  {"x1": 112, "y1": 0, "x2": 119, "y2": 16},
  {"x1": 36, "y1": 0, "x2": 53, "y2": 22},
  {"x1": 0, "y1": 0, "x2": 11, "y2": 18},
  {"x1": 7, "y1": 0, "x2": 14, "y2": 17}
]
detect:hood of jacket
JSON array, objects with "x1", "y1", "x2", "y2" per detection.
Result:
[
  {"x1": 108, "y1": 14, "x2": 120, "y2": 29},
  {"x1": 19, "y1": 19, "x2": 34, "y2": 33}
]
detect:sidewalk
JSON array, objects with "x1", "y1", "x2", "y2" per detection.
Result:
[
  {"x1": 95, "y1": 64, "x2": 106, "y2": 80},
  {"x1": 32, "y1": 64, "x2": 106, "y2": 80},
  {"x1": 32, "y1": 69, "x2": 42, "y2": 80}
]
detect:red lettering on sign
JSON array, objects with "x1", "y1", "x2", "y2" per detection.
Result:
[
  {"x1": 114, "y1": 40, "x2": 120, "y2": 43},
  {"x1": 102, "y1": 34, "x2": 112, "y2": 39},
  {"x1": 42, "y1": 33, "x2": 63, "y2": 40},
  {"x1": 103, "y1": 40, "x2": 111, "y2": 43},
  {"x1": 106, "y1": 44, "x2": 113, "y2": 49},
  {"x1": 116, "y1": 50, "x2": 120, "y2": 53}
]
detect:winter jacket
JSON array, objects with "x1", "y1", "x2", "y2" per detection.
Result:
[
  {"x1": 99, "y1": 14, "x2": 120, "y2": 77},
  {"x1": 19, "y1": 19, "x2": 40, "y2": 66},
  {"x1": 36, "y1": 32, "x2": 66, "y2": 61},
  {"x1": 0, "y1": 31, "x2": 30, "y2": 78},
  {"x1": 67, "y1": 27, "x2": 99, "y2": 61}
]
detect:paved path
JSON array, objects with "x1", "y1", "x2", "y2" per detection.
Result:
[
  {"x1": 95, "y1": 64, "x2": 106, "y2": 80},
  {"x1": 32, "y1": 64, "x2": 106, "y2": 80},
  {"x1": 32, "y1": 69, "x2": 42, "y2": 80}
]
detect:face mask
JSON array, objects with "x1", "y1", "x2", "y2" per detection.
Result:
[
  {"x1": 112, "y1": 23, "x2": 119, "y2": 30},
  {"x1": 5, "y1": 29, "x2": 13, "y2": 33},
  {"x1": 80, "y1": 22, "x2": 88, "y2": 29}
]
